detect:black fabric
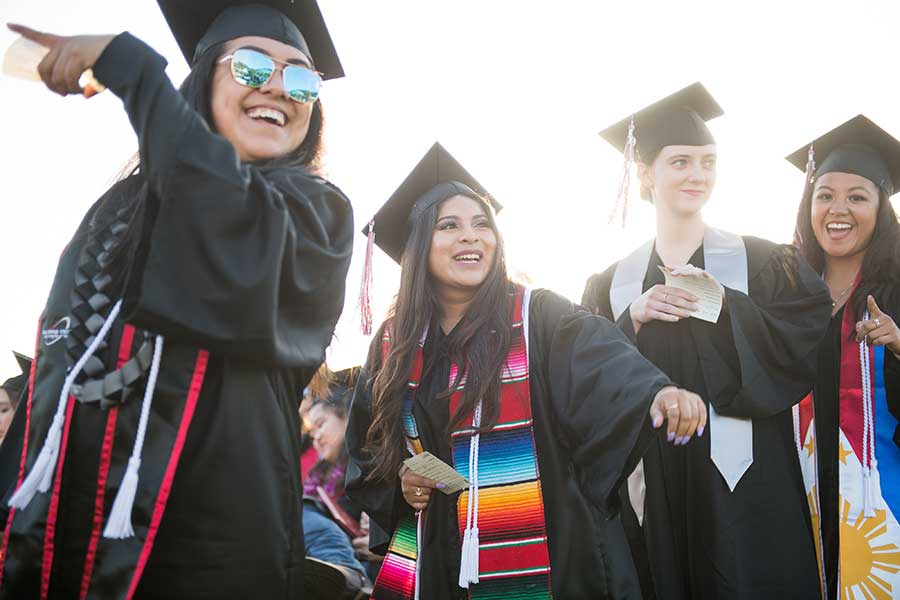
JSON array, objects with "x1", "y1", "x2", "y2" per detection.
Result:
[
  {"x1": 346, "y1": 288, "x2": 673, "y2": 599},
  {"x1": 582, "y1": 237, "x2": 832, "y2": 600},
  {"x1": 814, "y1": 297, "x2": 900, "y2": 599},
  {"x1": 0, "y1": 31, "x2": 352, "y2": 600}
]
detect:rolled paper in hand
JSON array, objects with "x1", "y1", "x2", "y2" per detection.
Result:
[
  {"x1": 2, "y1": 36, "x2": 45, "y2": 81},
  {"x1": 3, "y1": 36, "x2": 105, "y2": 97}
]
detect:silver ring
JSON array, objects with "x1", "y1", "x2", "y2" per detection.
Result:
[
  {"x1": 664, "y1": 293, "x2": 669, "y2": 304},
  {"x1": 414, "y1": 487, "x2": 423, "y2": 497},
  {"x1": 874, "y1": 317, "x2": 882, "y2": 327}
]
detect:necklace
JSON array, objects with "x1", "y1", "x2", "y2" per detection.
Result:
[{"x1": 831, "y1": 282, "x2": 854, "y2": 308}]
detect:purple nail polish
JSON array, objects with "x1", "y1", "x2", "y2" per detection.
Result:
[
  {"x1": 674, "y1": 436, "x2": 682, "y2": 445},
  {"x1": 698, "y1": 426, "x2": 705, "y2": 436},
  {"x1": 667, "y1": 432, "x2": 675, "y2": 442},
  {"x1": 436, "y1": 483, "x2": 446, "y2": 489},
  {"x1": 681, "y1": 437, "x2": 690, "y2": 446}
]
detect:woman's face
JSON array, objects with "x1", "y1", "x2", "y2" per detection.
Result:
[
  {"x1": 211, "y1": 35, "x2": 315, "y2": 162},
  {"x1": 639, "y1": 144, "x2": 717, "y2": 215},
  {"x1": 811, "y1": 171, "x2": 880, "y2": 261},
  {"x1": 427, "y1": 195, "x2": 498, "y2": 298},
  {"x1": 0, "y1": 389, "x2": 15, "y2": 444},
  {"x1": 309, "y1": 403, "x2": 348, "y2": 464}
]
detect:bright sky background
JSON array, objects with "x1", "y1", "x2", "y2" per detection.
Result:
[{"x1": 2, "y1": 0, "x2": 900, "y2": 375}]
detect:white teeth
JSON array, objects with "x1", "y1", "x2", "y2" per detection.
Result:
[
  {"x1": 827, "y1": 223, "x2": 853, "y2": 230},
  {"x1": 455, "y1": 254, "x2": 480, "y2": 262},
  {"x1": 246, "y1": 107, "x2": 286, "y2": 126}
]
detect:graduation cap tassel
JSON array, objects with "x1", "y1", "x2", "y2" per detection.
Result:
[
  {"x1": 358, "y1": 220, "x2": 375, "y2": 336},
  {"x1": 104, "y1": 334, "x2": 164, "y2": 539},
  {"x1": 10, "y1": 300, "x2": 123, "y2": 510},
  {"x1": 794, "y1": 145, "x2": 815, "y2": 247},
  {"x1": 609, "y1": 116, "x2": 636, "y2": 228}
]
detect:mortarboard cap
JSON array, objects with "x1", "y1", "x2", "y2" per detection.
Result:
[
  {"x1": 1, "y1": 352, "x2": 32, "y2": 410},
  {"x1": 786, "y1": 115, "x2": 900, "y2": 196},
  {"x1": 157, "y1": 0, "x2": 343, "y2": 79},
  {"x1": 600, "y1": 82, "x2": 723, "y2": 160},
  {"x1": 363, "y1": 142, "x2": 501, "y2": 264}
]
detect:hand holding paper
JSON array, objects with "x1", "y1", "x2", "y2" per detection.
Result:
[
  {"x1": 404, "y1": 451, "x2": 469, "y2": 495},
  {"x1": 660, "y1": 265, "x2": 725, "y2": 323}
]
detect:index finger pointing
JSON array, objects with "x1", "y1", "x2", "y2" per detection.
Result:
[
  {"x1": 868, "y1": 295, "x2": 884, "y2": 318},
  {"x1": 7, "y1": 23, "x2": 61, "y2": 48}
]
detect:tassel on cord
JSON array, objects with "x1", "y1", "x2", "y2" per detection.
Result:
[
  {"x1": 859, "y1": 326, "x2": 876, "y2": 517},
  {"x1": 9, "y1": 300, "x2": 124, "y2": 510},
  {"x1": 792, "y1": 405, "x2": 802, "y2": 459},
  {"x1": 609, "y1": 116, "x2": 636, "y2": 228},
  {"x1": 458, "y1": 401, "x2": 482, "y2": 589},
  {"x1": 104, "y1": 334, "x2": 164, "y2": 539},
  {"x1": 794, "y1": 144, "x2": 815, "y2": 247},
  {"x1": 358, "y1": 220, "x2": 375, "y2": 336}
]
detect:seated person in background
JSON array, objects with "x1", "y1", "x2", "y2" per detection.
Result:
[
  {"x1": 0, "y1": 353, "x2": 30, "y2": 446},
  {"x1": 303, "y1": 367, "x2": 374, "y2": 590}
]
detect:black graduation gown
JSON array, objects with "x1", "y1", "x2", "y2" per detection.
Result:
[
  {"x1": 582, "y1": 237, "x2": 832, "y2": 600},
  {"x1": 813, "y1": 296, "x2": 900, "y2": 599},
  {"x1": 0, "y1": 33, "x2": 353, "y2": 600},
  {"x1": 345, "y1": 289, "x2": 673, "y2": 599}
]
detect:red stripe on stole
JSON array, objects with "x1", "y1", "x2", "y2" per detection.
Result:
[
  {"x1": 0, "y1": 316, "x2": 43, "y2": 588},
  {"x1": 838, "y1": 299, "x2": 869, "y2": 464},
  {"x1": 40, "y1": 396, "x2": 76, "y2": 600},
  {"x1": 78, "y1": 324, "x2": 136, "y2": 600},
  {"x1": 479, "y1": 538, "x2": 550, "y2": 576},
  {"x1": 797, "y1": 394, "x2": 815, "y2": 447},
  {"x1": 125, "y1": 349, "x2": 208, "y2": 600}
]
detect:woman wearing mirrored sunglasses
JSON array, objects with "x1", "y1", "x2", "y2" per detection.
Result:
[{"x1": 0, "y1": 2, "x2": 352, "y2": 599}]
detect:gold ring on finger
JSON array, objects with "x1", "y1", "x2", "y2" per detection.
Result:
[{"x1": 414, "y1": 486, "x2": 423, "y2": 497}]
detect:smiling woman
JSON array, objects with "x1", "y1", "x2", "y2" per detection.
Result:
[
  {"x1": 583, "y1": 82, "x2": 832, "y2": 599},
  {"x1": 789, "y1": 114, "x2": 900, "y2": 599},
  {"x1": 0, "y1": 2, "x2": 353, "y2": 599}
]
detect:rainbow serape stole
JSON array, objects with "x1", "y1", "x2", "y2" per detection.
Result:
[{"x1": 371, "y1": 285, "x2": 552, "y2": 599}]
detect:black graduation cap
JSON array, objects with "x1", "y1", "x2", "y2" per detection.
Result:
[
  {"x1": 363, "y1": 142, "x2": 502, "y2": 264},
  {"x1": 599, "y1": 82, "x2": 723, "y2": 159},
  {"x1": 786, "y1": 115, "x2": 900, "y2": 196},
  {"x1": 157, "y1": 0, "x2": 344, "y2": 80}
]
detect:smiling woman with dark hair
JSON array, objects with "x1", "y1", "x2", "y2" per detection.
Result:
[
  {"x1": 789, "y1": 115, "x2": 900, "y2": 599},
  {"x1": 0, "y1": 2, "x2": 353, "y2": 598},
  {"x1": 346, "y1": 143, "x2": 706, "y2": 599}
]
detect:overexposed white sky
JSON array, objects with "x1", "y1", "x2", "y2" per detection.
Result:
[{"x1": 2, "y1": 0, "x2": 900, "y2": 374}]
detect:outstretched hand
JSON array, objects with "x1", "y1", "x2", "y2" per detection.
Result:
[
  {"x1": 856, "y1": 295, "x2": 900, "y2": 359},
  {"x1": 7, "y1": 23, "x2": 113, "y2": 97},
  {"x1": 649, "y1": 386, "x2": 708, "y2": 446}
]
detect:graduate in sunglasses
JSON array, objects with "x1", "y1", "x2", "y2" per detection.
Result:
[{"x1": 0, "y1": 1, "x2": 352, "y2": 598}]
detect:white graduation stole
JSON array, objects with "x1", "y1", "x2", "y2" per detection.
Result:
[{"x1": 610, "y1": 228, "x2": 753, "y2": 523}]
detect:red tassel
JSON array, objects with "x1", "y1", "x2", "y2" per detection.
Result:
[
  {"x1": 358, "y1": 220, "x2": 375, "y2": 336},
  {"x1": 609, "y1": 116, "x2": 636, "y2": 228},
  {"x1": 794, "y1": 144, "x2": 815, "y2": 246}
]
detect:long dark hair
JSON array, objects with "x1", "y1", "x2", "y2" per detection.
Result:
[
  {"x1": 82, "y1": 40, "x2": 326, "y2": 296},
  {"x1": 363, "y1": 194, "x2": 512, "y2": 482},
  {"x1": 794, "y1": 179, "x2": 900, "y2": 319}
]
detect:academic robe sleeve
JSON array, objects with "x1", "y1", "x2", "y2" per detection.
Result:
[
  {"x1": 582, "y1": 267, "x2": 639, "y2": 343},
  {"x1": 530, "y1": 289, "x2": 671, "y2": 509},
  {"x1": 709, "y1": 242, "x2": 831, "y2": 419},
  {"x1": 344, "y1": 366, "x2": 408, "y2": 554},
  {"x1": 91, "y1": 33, "x2": 354, "y2": 366}
]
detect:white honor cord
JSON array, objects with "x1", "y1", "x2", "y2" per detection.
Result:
[
  {"x1": 459, "y1": 400, "x2": 482, "y2": 588},
  {"x1": 9, "y1": 299, "x2": 123, "y2": 509},
  {"x1": 860, "y1": 312, "x2": 876, "y2": 517}
]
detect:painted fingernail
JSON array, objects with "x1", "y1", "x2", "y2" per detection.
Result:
[
  {"x1": 698, "y1": 425, "x2": 705, "y2": 436},
  {"x1": 674, "y1": 436, "x2": 683, "y2": 445},
  {"x1": 653, "y1": 416, "x2": 663, "y2": 428},
  {"x1": 436, "y1": 483, "x2": 446, "y2": 489},
  {"x1": 667, "y1": 432, "x2": 675, "y2": 442},
  {"x1": 681, "y1": 437, "x2": 690, "y2": 445}
]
